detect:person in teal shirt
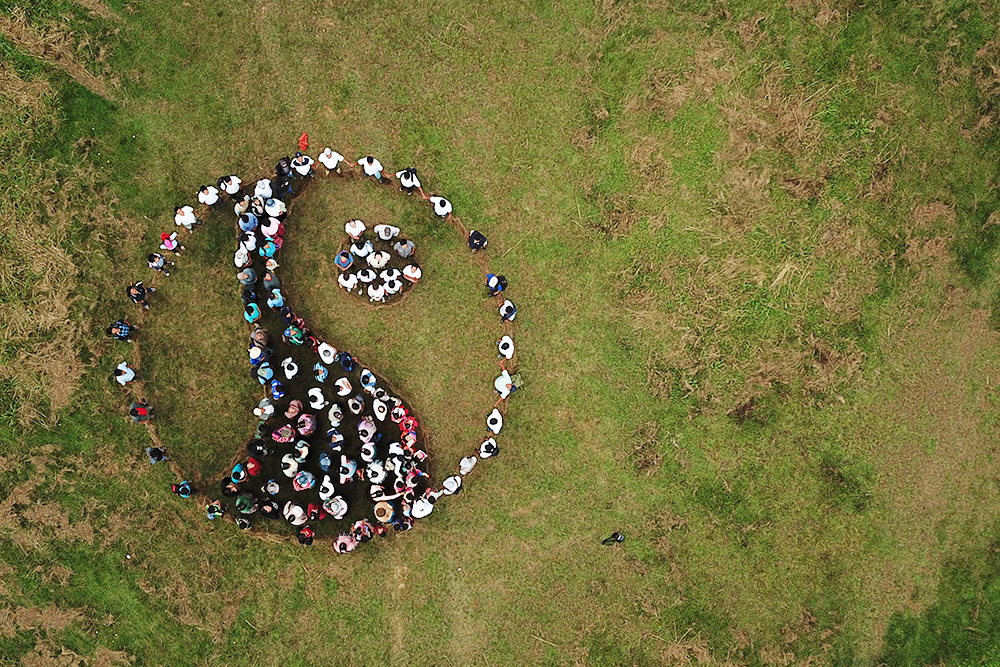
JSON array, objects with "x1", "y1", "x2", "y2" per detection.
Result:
[{"x1": 244, "y1": 303, "x2": 261, "y2": 323}]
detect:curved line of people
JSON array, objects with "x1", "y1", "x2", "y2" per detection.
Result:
[{"x1": 107, "y1": 140, "x2": 521, "y2": 549}]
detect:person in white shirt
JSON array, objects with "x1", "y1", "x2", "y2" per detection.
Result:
[
  {"x1": 357, "y1": 269, "x2": 377, "y2": 283},
  {"x1": 254, "y1": 179, "x2": 273, "y2": 199},
  {"x1": 367, "y1": 283, "x2": 386, "y2": 303},
  {"x1": 393, "y1": 239, "x2": 415, "y2": 258},
  {"x1": 291, "y1": 152, "x2": 314, "y2": 177},
  {"x1": 345, "y1": 219, "x2": 366, "y2": 240},
  {"x1": 318, "y1": 148, "x2": 345, "y2": 175},
  {"x1": 383, "y1": 278, "x2": 402, "y2": 295},
  {"x1": 367, "y1": 251, "x2": 390, "y2": 269},
  {"x1": 264, "y1": 198, "x2": 286, "y2": 218},
  {"x1": 114, "y1": 361, "x2": 136, "y2": 386},
  {"x1": 494, "y1": 369, "x2": 513, "y2": 400},
  {"x1": 460, "y1": 456, "x2": 477, "y2": 475},
  {"x1": 374, "y1": 224, "x2": 400, "y2": 240},
  {"x1": 427, "y1": 195, "x2": 453, "y2": 219},
  {"x1": 351, "y1": 239, "x2": 373, "y2": 258},
  {"x1": 198, "y1": 184, "x2": 220, "y2": 207},
  {"x1": 441, "y1": 475, "x2": 462, "y2": 495},
  {"x1": 174, "y1": 205, "x2": 198, "y2": 231},
  {"x1": 338, "y1": 273, "x2": 358, "y2": 291},
  {"x1": 355, "y1": 156, "x2": 388, "y2": 182},
  {"x1": 480, "y1": 438, "x2": 499, "y2": 458},
  {"x1": 411, "y1": 495, "x2": 434, "y2": 519},
  {"x1": 394, "y1": 167, "x2": 422, "y2": 195},
  {"x1": 402, "y1": 264, "x2": 421, "y2": 283},
  {"x1": 486, "y1": 409, "x2": 503, "y2": 434},
  {"x1": 498, "y1": 335, "x2": 514, "y2": 360},
  {"x1": 217, "y1": 175, "x2": 243, "y2": 199}
]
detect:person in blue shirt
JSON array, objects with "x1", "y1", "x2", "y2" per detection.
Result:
[
  {"x1": 171, "y1": 481, "x2": 195, "y2": 498},
  {"x1": 267, "y1": 288, "x2": 284, "y2": 310},
  {"x1": 244, "y1": 303, "x2": 261, "y2": 324},
  {"x1": 486, "y1": 274, "x2": 508, "y2": 296}
]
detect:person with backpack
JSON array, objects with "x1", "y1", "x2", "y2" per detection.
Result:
[
  {"x1": 486, "y1": 273, "x2": 508, "y2": 296},
  {"x1": 127, "y1": 281, "x2": 155, "y2": 309}
]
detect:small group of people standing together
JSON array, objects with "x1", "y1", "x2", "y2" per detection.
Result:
[{"x1": 106, "y1": 135, "x2": 521, "y2": 549}]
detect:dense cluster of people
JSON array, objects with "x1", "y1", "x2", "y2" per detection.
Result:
[{"x1": 106, "y1": 136, "x2": 520, "y2": 549}]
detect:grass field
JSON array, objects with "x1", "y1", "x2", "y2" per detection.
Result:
[{"x1": 4, "y1": 0, "x2": 1000, "y2": 664}]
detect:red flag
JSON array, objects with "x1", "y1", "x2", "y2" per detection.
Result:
[{"x1": 298, "y1": 132, "x2": 309, "y2": 151}]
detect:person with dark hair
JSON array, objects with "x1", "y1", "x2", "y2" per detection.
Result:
[
  {"x1": 241, "y1": 287, "x2": 258, "y2": 307},
  {"x1": 218, "y1": 175, "x2": 243, "y2": 200},
  {"x1": 115, "y1": 361, "x2": 136, "y2": 386},
  {"x1": 486, "y1": 273, "x2": 508, "y2": 296},
  {"x1": 259, "y1": 500, "x2": 280, "y2": 518},
  {"x1": 292, "y1": 152, "x2": 315, "y2": 178},
  {"x1": 221, "y1": 478, "x2": 240, "y2": 497},
  {"x1": 238, "y1": 212, "x2": 258, "y2": 232},
  {"x1": 198, "y1": 184, "x2": 220, "y2": 208},
  {"x1": 236, "y1": 516, "x2": 252, "y2": 530},
  {"x1": 499, "y1": 299, "x2": 517, "y2": 323},
  {"x1": 129, "y1": 400, "x2": 153, "y2": 423},
  {"x1": 107, "y1": 319, "x2": 135, "y2": 342},
  {"x1": 148, "y1": 253, "x2": 174, "y2": 277},
  {"x1": 602, "y1": 532, "x2": 625, "y2": 545},
  {"x1": 160, "y1": 231, "x2": 185, "y2": 256},
  {"x1": 297, "y1": 525, "x2": 315, "y2": 546},
  {"x1": 127, "y1": 281, "x2": 155, "y2": 310},
  {"x1": 206, "y1": 501, "x2": 226, "y2": 520},
  {"x1": 146, "y1": 446, "x2": 169, "y2": 464},
  {"x1": 244, "y1": 303, "x2": 261, "y2": 324},
  {"x1": 237, "y1": 268, "x2": 257, "y2": 286},
  {"x1": 275, "y1": 156, "x2": 293, "y2": 181},
  {"x1": 393, "y1": 238, "x2": 415, "y2": 258},
  {"x1": 174, "y1": 205, "x2": 199, "y2": 231},
  {"x1": 355, "y1": 156, "x2": 388, "y2": 183},
  {"x1": 171, "y1": 481, "x2": 195, "y2": 498},
  {"x1": 427, "y1": 195, "x2": 453, "y2": 220},
  {"x1": 394, "y1": 167, "x2": 421, "y2": 195},
  {"x1": 468, "y1": 230, "x2": 488, "y2": 251}
]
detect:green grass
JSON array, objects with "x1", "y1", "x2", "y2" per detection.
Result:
[{"x1": 4, "y1": 0, "x2": 1000, "y2": 665}]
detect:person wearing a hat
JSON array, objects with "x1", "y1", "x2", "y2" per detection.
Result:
[
  {"x1": 486, "y1": 408, "x2": 503, "y2": 434},
  {"x1": 254, "y1": 178, "x2": 273, "y2": 199},
  {"x1": 159, "y1": 231, "x2": 185, "y2": 256},
  {"x1": 171, "y1": 481, "x2": 195, "y2": 498},
  {"x1": 198, "y1": 184, "x2": 220, "y2": 207},
  {"x1": 283, "y1": 324, "x2": 305, "y2": 345},
  {"x1": 256, "y1": 363, "x2": 274, "y2": 385},
  {"x1": 237, "y1": 267, "x2": 257, "y2": 286},
  {"x1": 291, "y1": 152, "x2": 315, "y2": 178},
  {"x1": 323, "y1": 496, "x2": 348, "y2": 519},
  {"x1": 318, "y1": 342, "x2": 338, "y2": 365},
  {"x1": 480, "y1": 438, "x2": 499, "y2": 458},
  {"x1": 217, "y1": 175, "x2": 243, "y2": 199},
  {"x1": 486, "y1": 273, "x2": 508, "y2": 296},
  {"x1": 394, "y1": 167, "x2": 421, "y2": 195},
  {"x1": 248, "y1": 344, "x2": 272, "y2": 366},
  {"x1": 441, "y1": 475, "x2": 462, "y2": 495},
  {"x1": 427, "y1": 195, "x2": 453, "y2": 220},
  {"x1": 499, "y1": 300, "x2": 517, "y2": 323},
  {"x1": 318, "y1": 147, "x2": 346, "y2": 175},
  {"x1": 263, "y1": 197, "x2": 285, "y2": 219},
  {"x1": 375, "y1": 223, "x2": 401, "y2": 240},
  {"x1": 374, "y1": 501, "x2": 394, "y2": 524},
  {"x1": 460, "y1": 456, "x2": 477, "y2": 476},
  {"x1": 402, "y1": 264, "x2": 422, "y2": 283},
  {"x1": 468, "y1": 229, "x2": 488, "y2": 251},
  {"x1": 234, "y1": 247, "x2": 251, "y2": 269},
  {"x1": 174, "y1": 205, "x2": 199, "y2": 231},
  {"x1": 393, "y1": 238, "x2": 415, "y2": 258}
]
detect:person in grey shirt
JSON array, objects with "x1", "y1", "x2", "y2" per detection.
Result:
[{"x1": 393, "y1": 238, "x2": 415, "y2": 258}]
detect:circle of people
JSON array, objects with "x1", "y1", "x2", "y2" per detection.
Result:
[{"x1": 106, "y1": 139, "x2": 520, "y2": 550}]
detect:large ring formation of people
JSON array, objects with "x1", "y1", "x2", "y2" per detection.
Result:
[{"x1": 108, "y1": 135, "x2": 520, "y2": 550}]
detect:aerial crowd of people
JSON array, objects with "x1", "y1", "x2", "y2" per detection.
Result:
[{"x1": 106, "y1": 135, "x2": 521, "y2": 548}]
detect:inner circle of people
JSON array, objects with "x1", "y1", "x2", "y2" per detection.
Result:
[{"x1": 108, "y1": 134, "x2": 520, "y2": 550}]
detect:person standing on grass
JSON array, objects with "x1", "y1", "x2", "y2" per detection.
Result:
[
  {"x1": 292, "y1": 152, "x2": 315, "y2": 178},
  {"x1": 427, "y1": 195, "x2": 453, "y2": 221},
  {"x1": 318, "y1": 147, "x2": 345, "y2": 175},
  {"x1": 171, "y1": 481, "x2": 195, "y2": 498},
  {"x1": 107, "y1": 319, "x2": 135, "y2": 343},
  {"x1": 354, "y1": 156, "x2": 389, "y2": 183},
  {"x1": 499, "y1": 299, "x2": 517, "y2": 323},
  {"x1": 127, "y1": 281, "x2": 155, "y2": 310},
  {"x1": 114, "y1": 361, "x2": 136, "y2": 386},
  {"x1": 602, "y1": 532, "x2": 625, "y2": 545},
  {"x1": 198, "y1": 184, "x2": 221, "y2": 208},
  {"x1": 218, "y1": 175, "x2": 243, "y2": 200},
  {"x1": 129, "y1": 400, "x2": 154, "y2": 423},
  {"x1": 146, "y1": 446, "x2": 169, "y2": 464},
  {"x1": 159, "y1": 231, "x2": 185, "y2": 256},
  {"x1": 395, "y1": 167, "x2": 422, "y2": 195},
  {"x1": 393, "y1": 238, "x2": 415, "y2": 258},
  {"x1": 174, "y1": 205, "x2": 199, "y2": 232},
  {"x1": 468, "y1": 229, "x2": 488, "y2": 251},
  {"x1": 486, "y1": 273, "x2": 508, "y2": 296},
  {"x1": 148, "y1": 253, "x2": 174, "y2": 277}
]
